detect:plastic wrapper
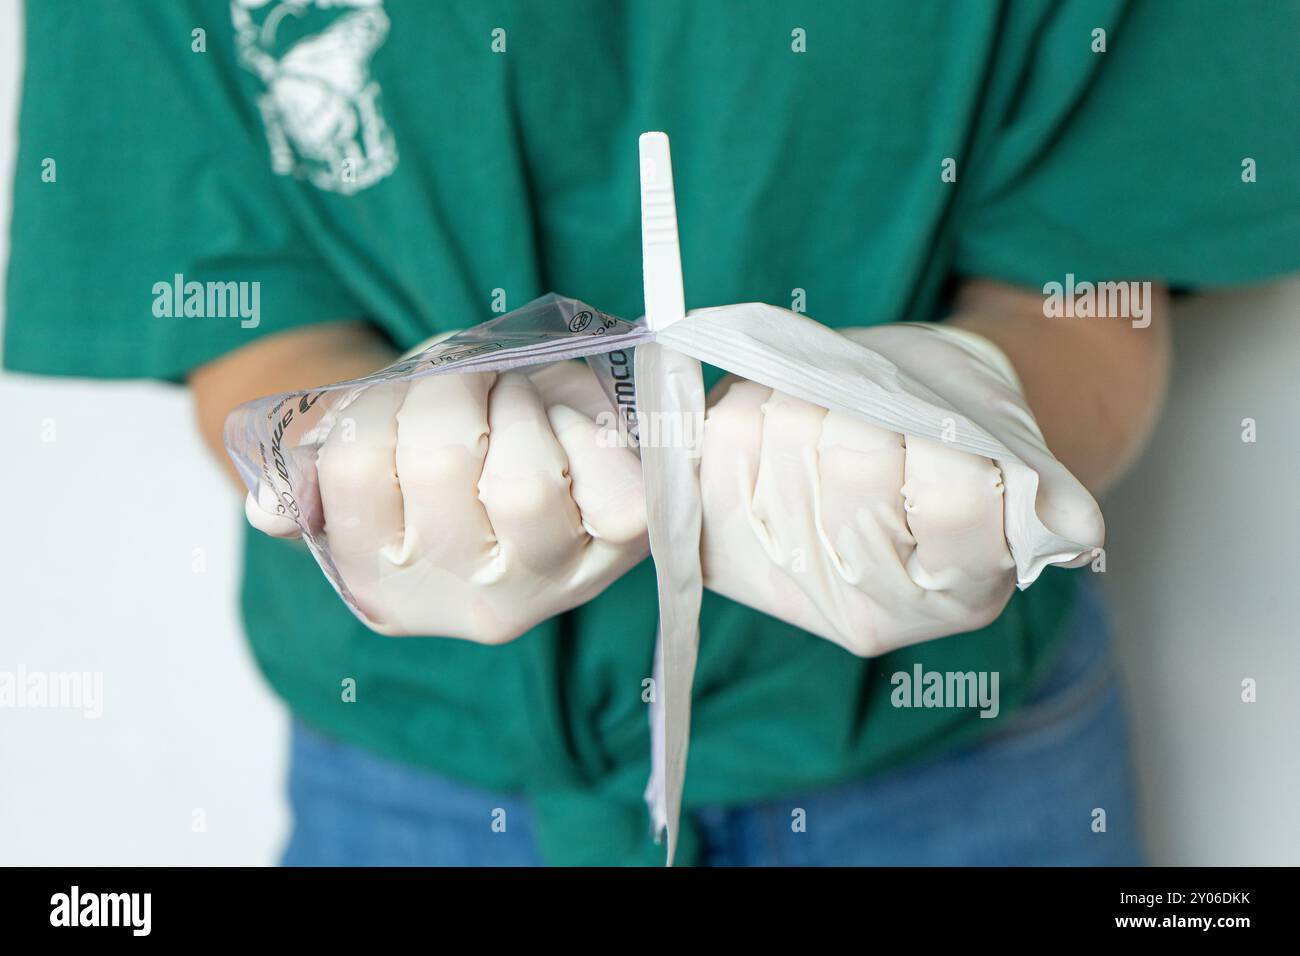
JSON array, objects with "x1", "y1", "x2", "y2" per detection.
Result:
[{"x1": 224, "y1": 294, "x2": 650, "y2": 613}]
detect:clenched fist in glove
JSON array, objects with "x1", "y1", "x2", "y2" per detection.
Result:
[
  {"x1": 697, "y1": 319, "x2": 1104, "y2": 657},
  {"x1": 246, "y1": 360, "x2": 648, "y2": 641}
]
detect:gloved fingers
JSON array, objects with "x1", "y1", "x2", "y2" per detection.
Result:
[
  {"x1": 244, "y1": 485, "x2": 302, "y2": 539},
  {"x1": 700, "y1": 377, "x2": 773, "y2": 557},
  {"x1": 900, "y1": 435, "x2": 1015, "y2": 597},
  {"x1": 700, "y1": 378, "x2": 796, "y2": 602},
  {"x1": 316, "y1": 382, "x2": 409, "y2": 611},
  {"x1": 479, "y1": 371, "x2": 585, "y2": 571},
  {"x1": 753, "y1": 394, "x2": 925, "y2": 653},
  {"x1": 750, "y1": 390, "x2": 828, "y2": 570},
  {"x1": 529, "y1": 360, "x2": 615, "y2": 421},
  {"x1": 703, "y1": 372, "x2": 745, "y2": 405},
  {"x1": 816, "y1": 411, "x2": 916, "y2": 590},
  {"x1": 547, "y1": 404, "x2": 647, "y2": 545},
  {"x1": 393, "y1": 370, "x2": 499, "y2": 571}
]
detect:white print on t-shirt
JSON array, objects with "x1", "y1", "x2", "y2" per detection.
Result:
[{"x1": 232, "y1": 0, "x2": 398, "y2": 195}]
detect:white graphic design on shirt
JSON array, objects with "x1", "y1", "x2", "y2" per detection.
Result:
[{"x1": 232, "y1": 0, "x2": 398, "y2": 194}]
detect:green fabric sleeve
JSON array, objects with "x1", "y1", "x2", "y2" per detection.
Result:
[
  {"x1": 953, "y1": 0, "x2": 1300, "y2": 290},
  {"x1": 3, "y1": 0, "x2": 366, "y2": 382}
]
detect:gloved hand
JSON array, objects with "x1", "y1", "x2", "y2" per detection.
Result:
[
  {"x1": 245, "y1": 360, "x2": 649, "y2": 641},
  {"x1": 698, "y1": 320, "x2": 1104, "y2": 657}
]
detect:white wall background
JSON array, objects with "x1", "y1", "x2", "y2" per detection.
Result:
[
  {"x1": 1102, "y1": 281, "x2": 1300, "y2": 865},
  {"x1": 0, "y1": 0, "x2": 1295, "y2": 865}
]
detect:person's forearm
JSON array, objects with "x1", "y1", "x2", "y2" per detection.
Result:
[
  {"x1": 188, "y1": 321, "x2": 399, "y2": 487},
  {"x1": 948, "y1": 278, "x2": 1170, "y2": 494}
]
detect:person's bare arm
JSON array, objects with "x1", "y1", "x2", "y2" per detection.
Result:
[
  {"x1": 189, "y1": 321, "x2": 399, "y2": 487},
  {"x1": 950, "y1": 278, "x2": 1171, "y2": 494}
]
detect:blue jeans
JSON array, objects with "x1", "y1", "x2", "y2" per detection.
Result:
[{"x1": 282, "y1": 584, "x2": 1144, "y2": 866}]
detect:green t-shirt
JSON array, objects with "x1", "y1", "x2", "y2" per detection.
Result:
[{"x1": 7, "y1": 1, "x2": 1299, "y2": 865}]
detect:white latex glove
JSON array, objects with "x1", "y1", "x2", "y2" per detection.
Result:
[
  {"x1": 698, "y1": 322, "x2": 1103, "y2": 657},
  {"x1": 245, "y1": 360, "x2": 649, "y2": 641}
]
